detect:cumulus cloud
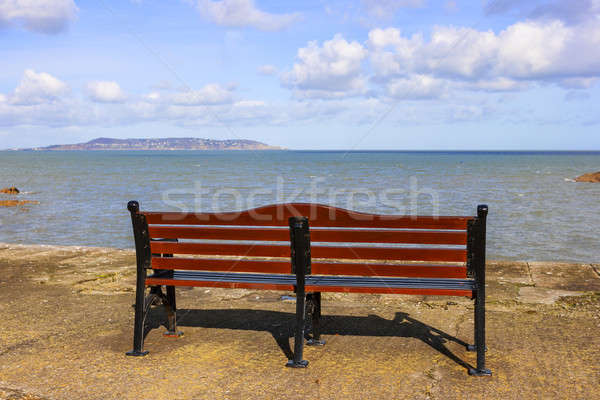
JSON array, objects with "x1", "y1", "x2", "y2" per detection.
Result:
[
  {"x1": 144, "y1": 92, "x2": 161, "y2": 101},
  {"x1": 10, "y1": 69, "x2": 69, "y2": 105},
  {"x1": 386, "y1": 74, "x2": 446, "y2": 99},
  {"x1": 197, "y1": 0, "x2": 300, "y2": 31},
  {"x1": 171, "y1": 84, "x2": 234, "y2": 105},
  {"x1": 0, "y1": 0, "x2": 78, "y2": 34},
  {"x1": 282, "y1": 34, "x2": 368, "y2": 98},
  {"x1": 368, "y1": 19, "x2": 600, "y2": 83},
  {"x1": 86, "y1": 81, "x2": 127, "y2": 103},
  {"x1": 558, "y1": 77, "x2": 598, "y2": 89},
  {"x1": 258, "y1": 64, "x2": 277, "y2": 75}
]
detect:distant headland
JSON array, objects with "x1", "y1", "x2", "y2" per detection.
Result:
[{"x1": 19, "y1": 137, "x2": 283, "y2": 151}]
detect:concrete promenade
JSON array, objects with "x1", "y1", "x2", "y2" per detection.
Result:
[{"x1": 0, "y1": 243, "x2": 598, "y2": 399}]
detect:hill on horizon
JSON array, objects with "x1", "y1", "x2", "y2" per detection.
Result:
[{"x1": 19, "y1": 137, "x2": 283, "y2": 151}]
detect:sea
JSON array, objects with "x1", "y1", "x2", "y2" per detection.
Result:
[{"x1": 0, "y1": 150, "x2": 598, "y2": 263}]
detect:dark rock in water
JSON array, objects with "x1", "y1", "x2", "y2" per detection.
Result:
[
  {"x1": 0, "y1": 187, "x2": 20, "y2": 194},
  {"x1": 0, "y1": 200, "x2": 38, "y2": 207},
  {"x1": 574, "y1": 172, "x2": 600, "y2": 183}
]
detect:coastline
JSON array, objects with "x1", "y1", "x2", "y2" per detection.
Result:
[{"x1": 0, "y1": 242, "x2": 599, "y2": 399}]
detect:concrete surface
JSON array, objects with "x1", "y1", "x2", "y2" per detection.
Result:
[{"x1": 0, "y1": 243, "x2": 598, "y2": 399}]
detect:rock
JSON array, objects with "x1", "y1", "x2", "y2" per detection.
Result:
[
  {"x1": 574, "y1": 171, "x2": 600, "y2": 182},
  {"x1": 0, "y1": 186, "x2": 20, "y2": 194},
  {"x1": 0, "y1": 200, "x2": 39, "y2": 207}
]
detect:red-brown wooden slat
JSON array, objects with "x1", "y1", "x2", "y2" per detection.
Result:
[
  {"x1": 142, "y1": 203, "x2": 471, "y2": 230},
  {"x1": 311, "y1": 246, "x2": 466, "y2": 262},
  {"x1": 151, "y1": 257, "x2": 290, "y2": 273},
  {"x1": 311, "y1": 229, "x2": 466, "y2": 245},
  {"x1": 150, "y1": 241, "x2": 290, "y2": 258},
  {"x1": 148, "y1": 226, "x2": 289, "y2": 241},
  {"x1": 304, "y1": 285, "x2": 473, "y2": 297},
  {"x1": 148, "y1": 225, "x2": 467, "y2": 245},
  {"x1": 151, "y1": 256, "x2": 465, "y2": 278},
  {"x1": 311, "y1": 262, "x2": 467, "y2": 278},
  {"x1": 144, "y1": 278, "x2": 293, "y2": 291},
  {"x1": 144, "y1": 277, "x2": 472, "y2": 297}
]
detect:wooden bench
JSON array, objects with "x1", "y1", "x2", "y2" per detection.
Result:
[{"x1": 125, "y1": 201, "x2": 491, "y2": 376}]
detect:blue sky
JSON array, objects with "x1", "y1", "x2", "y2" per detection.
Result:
[{"x1": 0, "y1": 0, "x2": 599, "y2": 150}]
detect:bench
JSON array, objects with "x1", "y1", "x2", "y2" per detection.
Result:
[{"x1": 125, "y1": 201, "x2": 491, "y2": 376}]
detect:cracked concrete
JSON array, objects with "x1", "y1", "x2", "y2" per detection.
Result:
[{"x1": 0, "y1": 243, "x2": 599, "y2": 399}]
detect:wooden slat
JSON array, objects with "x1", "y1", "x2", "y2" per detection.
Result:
[
  {"x1": 311, "y1": 246, "x2": 466, "y2": 263},
  {"x1": 151, "y1": 257, "x2": 465, "y2": 278},
  {"x1": 143, "y1": 203, "x2": 471, "y2": 230},
  {"x1": 151, "y1": 257, "x2": 290, "y2": 273},
  {"x1": 304, "y1": 285, "x2": 473, "y2": 297},
  {"x1": 150, "y1": 241, "x2": 290, "y2": 258},
  {"x1": 148, "y1": 225, "x2": 467, "y2": 245},
  {"x1": 311, "y1": 262, "x2": 467, "y2": 278},
  {"x1": 311, "y1": 229, "x2": 467, "y2": 245},
  {"x1": 144, "y1": 277, "x2": 472, "y2": 297},
  {"x1": 148, "y1": 226, "x2": 289, "y2": 241},
  {"x1": 145, "y1": 278, "x2": 293, "y2": 291}
]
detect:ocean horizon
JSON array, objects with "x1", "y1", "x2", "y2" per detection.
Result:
[{"x1": 1, "y1": 149, "x2": 598, "y2": 263}]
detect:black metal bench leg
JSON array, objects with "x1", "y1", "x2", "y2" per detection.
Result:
[
  {"x1": 466, "y1": 310, "x2": 487, "y2": 353},
  {"x1": 306, "y1": 292, "x2": 325, "y2": 346},
  {"x1": 468, "y1": 297, "x2": 491, "y2": 376},
  {"x1": 163, "y1": 285, "x2": 183, "y2": 337},
  {"x1": 286, "y1": 289, "x2": 308, "y2": 368},
  {"x1": 287, "y1": 217, "x2": 310, "y2": 368},
  {"x1": 467, "y1": 205, "x2": 491, "y2": 376},
  {"x1": 126, "y1": 270, "x2": 149, "y2": 356}
]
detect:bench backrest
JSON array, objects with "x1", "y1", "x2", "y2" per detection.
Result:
[{"x1": 128, "y1": 202, "x2": 478, "y2": 280}]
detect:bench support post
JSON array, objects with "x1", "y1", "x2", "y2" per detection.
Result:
[
  {"x1": 306, "y1": 292, "x2": 325, "y2": 346},
  {"x1": 286, "y1": 217, "x2": 310, "y2": 368},
  {"x1": 163, "y1": 282, "x2": 183, "y2": 337},
  {"x1": 126, "y1": 201, "x2": 152, "y2": 356},
  {"x1": 468, "y1": 205, "x2": 492, "y2": 376}
]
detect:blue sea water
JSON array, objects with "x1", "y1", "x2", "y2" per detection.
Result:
[{"x1": 0, "y1": 150, "x2": 598, "y2": 262}]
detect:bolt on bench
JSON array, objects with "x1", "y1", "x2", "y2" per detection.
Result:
[{"x1": 125, "y1": 201, "x2": 491, "y2": 376}]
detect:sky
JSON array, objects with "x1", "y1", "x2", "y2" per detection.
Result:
[{"x1": 0, "y1": 0, "x2": 599, "y2": 150}]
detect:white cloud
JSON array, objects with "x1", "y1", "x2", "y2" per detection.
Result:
[
  {"x1": 234, "y1": 100, "x2": 266, "y2": 107},
  {"x1": 0, "y1": 0, "x2": 77, "y2": 34},
  {"x1": 144, "y1": 92, "x2": 161, "y2": 101},
  {"x1": 368, "y1": 19, "x2": 600, "y2": 83},
  {"x1": 386, "y1": 74, "x2": 446, "y2": 99},
  {"x1": 465, "y1": 78, "x2": 528, "y2": 92},
  {"x1": 258, "y1": 64, "x2": 277, "y2": 75},
  {"x1": 362, "y1": 0, "x2": 425, "y2": 18},
  {"x1": 10, "y1": 69, "x2": 69, "y2": 105},
  {"x1": 171, "y1": 84, "x2": 233, "y2": 105},
  {"x1": 197, "y1": 0, "x2": 300, "y2": 31},
  {"x1": 86, "y1": 81, "x2": 127, "y2": 103},
  {"x1": 282, "y1": 34, "x2": 368, "y2": 98},
  {"x1": 557, "y1": 77, "x2": 598, "y2": 89}
]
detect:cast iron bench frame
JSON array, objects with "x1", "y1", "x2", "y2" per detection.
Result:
[{"x1": 125, "y1": 200, "x2": 491, "y2": 376}]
